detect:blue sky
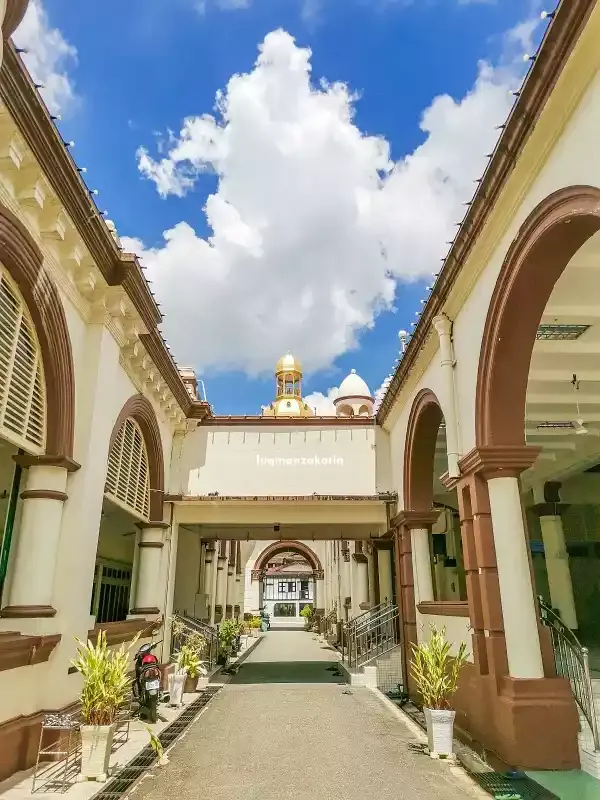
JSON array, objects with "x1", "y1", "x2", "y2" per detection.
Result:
[{"x1": 16, "y1": 0, "x2": 541, "y2": 415}]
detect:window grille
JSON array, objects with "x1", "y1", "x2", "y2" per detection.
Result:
[
  {"x1": 104, "y1": 417, "x2": 150, "y2": 519},
  {"x1": 0, "y1": 268, "x2": 45, "y2": 451}
]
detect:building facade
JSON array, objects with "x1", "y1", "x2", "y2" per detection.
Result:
[{"x1": 1, "y1": 0, "x2": 600, "y2": 784}]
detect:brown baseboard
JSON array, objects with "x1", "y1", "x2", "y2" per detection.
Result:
[{"x1": 0, "y1": 700, "x2": 79, "y2": 784}]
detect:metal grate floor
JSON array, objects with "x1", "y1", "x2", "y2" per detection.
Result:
[
  {"x1": 93, "y1": 687, "x2": 221, "y2": 800},
  {"x1": 469, "y1": 771, "x2": 559, "y2": 800}
]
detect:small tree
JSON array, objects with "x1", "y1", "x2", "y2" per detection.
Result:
[{"x1": 410, "y1": 624, "x2": 468, "y2": 710}]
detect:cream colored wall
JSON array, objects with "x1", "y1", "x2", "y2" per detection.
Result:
[
  {"x1": 417, "y1": 613, "x2": 473, "y2": 663},
  {"x1": 173, "y1": 526, "x2": 203, "y2": 617},
  {"x1": 386, "y1": 67, "x2": 600, "y2": 499},
  {"x1": 171, "y1": 424, "x2": 377, "y2": 497}
]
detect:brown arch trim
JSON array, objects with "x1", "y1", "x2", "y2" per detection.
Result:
[
  {"x1": 2, "y1": 1, "x2": 28, "y2": 38},
  {"x1": 254, "y1": 540, "x2": 323, "y2": 573},
  {"x1": 403, "y1": 389, "x2": 443, "y2": 512},
  {"x1": 476, "y1": 185, "x2": 600, "y2": 448},
  {"x1": 0, "y1": 203, "x2": 75, "y2": 459},
  {"x1": 108, "y1": 394, "x2": 165, "y2": 520}
]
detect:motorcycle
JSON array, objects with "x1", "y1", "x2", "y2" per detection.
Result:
[{"x1": 133, "y1": 641, "x2": 162, "y2": 723}]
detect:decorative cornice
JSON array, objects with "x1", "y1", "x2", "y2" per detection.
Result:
[
  {"x1": 391, "y1": 510, "x2": 440, "y2": 530},
  {"x1": 13, "y1": 453, "x2": 80, "y2": 472},
  {"x1": 164, "y1": 494, "x2": 385, "y2": 503},
  {"x1": 456, "y1": 446, "x2": 540, "y2": 481},
  {"x1": 201, "y1": 415, "x2": 374, "y2": 427},
  {"x1": 376, "y1": 1, "x2": 596, "y2": 425},
  {"x1": 0, "y1": 631, "x2": 61, "y2": 673},
  {"x1": 88, "y1": 619, "x2": 158, "y2": 647},
  {"x1": 417, "y1": 601, "x2": 469, "y2": 618},
  {"x1": 2, "y1": 1, "x2": 28, "y2": 39}
]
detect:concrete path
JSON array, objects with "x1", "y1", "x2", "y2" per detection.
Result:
[{"x1": 132, "y1": 631, "x2": 475, "y2": 800}]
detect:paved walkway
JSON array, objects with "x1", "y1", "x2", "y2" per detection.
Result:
[{"x1": 133, "y1": 631, "x2": 476, "y2": 800}]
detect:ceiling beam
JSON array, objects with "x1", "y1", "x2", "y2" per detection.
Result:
[
  {"x1": 533, "y1": 340, "x2": 600, "y2": 354},
  {"x1": 542, "y1": 305, "x2": 600, "y2": 321},
  {"x1": 529, "y1": 369, "x2": 600, "y2": 382},
  {"x1": 527, "y1": 393, "x2": 600, "y2": 405}
]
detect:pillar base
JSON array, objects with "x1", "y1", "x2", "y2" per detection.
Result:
[
  {"x1": 129, "y1": 607, "x2": 160, "y2": 616},
  {"x1": 1, "y1": 605, "x2": 57, "y2": 618},
  {"x1": 452, "y1": 665, "x2": 579, "y2": 769}
]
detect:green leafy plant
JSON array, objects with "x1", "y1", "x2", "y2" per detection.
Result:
[
  {"x1": 249, "y1": 616, "x2": 262, "y2": 629},
  {"x1": 175, "y1": 644, "x2": 206, "y2": 678},
  {"x1": 299, "y1": 605, "x2": 314, "y2": 619},
  {"x1": 410, "y1": 624, "x2": 468, "y2": 710},
  {"x1": 219, "y1": 619, "x2": 238, "y2": 652},
  {"x1": 71, "y1": 631, "x2": 140, "y2": 726}
]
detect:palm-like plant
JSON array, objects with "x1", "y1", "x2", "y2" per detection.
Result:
[
  {"x1": 410, "y1": 625, "x2": 468, "y2": 710},
  {"x1": 71, "y1": 631, "x2": 140, "y2": 726}
]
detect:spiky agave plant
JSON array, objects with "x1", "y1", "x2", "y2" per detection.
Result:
[
  {"x1": 410, "y1": 625, "x2": 468, "y2": 710},
  {"x1": 71, "y1": 631, "x2": 141, "y2": 726}
]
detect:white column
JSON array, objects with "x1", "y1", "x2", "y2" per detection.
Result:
[
  {"x1": 235, "y1": 573, "x2": 242, "y2": 617},
  {"x1": 215, "y1": 555, "x2": 227, "y2": 620},
  {"x1": 161, "y1": 519, "x2": 179, "y2": 663},
  {"x1": 377, "y1": 548, "x2": 394, "y2": 605},
  {"x1": 351, "y1": 552, "x2": 369, "y2": 617},
  {"x1": 487, "y1": 476, "x2": 544, "y2": 679},
  {"x1": 2, "y1": 464, "x2": 69, "y2": 617},
  {"x1": 433, "y1": 314, "x2": 460, "y2": 478},
  {"x1": 131, "y1": 524, "x2": 168, "y2": 615},
  {"x1": 538, "y1": 513, "x2": 578, "y2": 629},
  {"x1": 411, "y1": 528, "x2": 434, "y2": 606},
  {"x1": 341, "y1": 549, "x2": 351, "y2": 620},
  {"x1": 226, "y1": 565, "x2": 235, "y2": 617},
  {"x1": 315, "y1": 577, "x2": 325, "y2": 611}
]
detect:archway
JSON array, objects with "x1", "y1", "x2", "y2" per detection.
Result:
[
  {"x1": 254, "y1": 540, "x2": 322, "y2": 574},
  {"x1": 398, "y1": 389, "x2": 466, "y2": 689},
  {"x1": 476, "y1": 185, "x2": 600, "y2": 448},
  {"x1": 91, "y1": 395, "x2": 165, "y2": 625},
  {"x1": 0, "y1": 204, "x2": 75, "y2": 460}
]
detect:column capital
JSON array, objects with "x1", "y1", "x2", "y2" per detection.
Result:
[
  {"x1": 251, "y1": 569, "x2": 262, "y2": 581},
  {"x1": 531, "y1": 502, "x2": 570, "y2": 518},
  {"x1": 450, "y1": 445, "x2": 539, "y2": 484},
  {"x1": 13, "y1": 453, "x2": 81, "y2": 472},
  {"x1": 136, "y1": 520, "x2": 170, "y2": 530},
  {"x1": 391, "y1": 509, "x2": 439, "y2": 529}
]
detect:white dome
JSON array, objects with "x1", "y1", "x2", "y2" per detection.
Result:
[{"x1": 335, "y1": 369, "x2": 372, "y2": 402}]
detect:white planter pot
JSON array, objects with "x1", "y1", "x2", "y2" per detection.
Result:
[
  {"x1": 424, "y1": 708, "x2": 455, "y2": 758},
  {"x1": 197, "y1": 675, "x2": 209, "y2": 690},
  {"x1": 252, "y1": 629, "x2": 259, "y2": 638},
  {"x1": 80, "y1": 724, "x2": 115, "y2": 782},
  {"x1": 169, "y1": 673, "x2": 186, "y2": 707}
]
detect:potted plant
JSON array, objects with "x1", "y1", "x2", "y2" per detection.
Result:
[
  {"x1": 250, "y1": 616, "x2": 261, "y2": 638},
  {"x1": 177, "y1": 643, "x2": 208, "y2": 693},
  {"x1": 218, "y1": 619, "x2": 238, "y2": 665},
  {"x1": 410, "y1": 624, "x2": 468, "y2": 759},
  {"x1": 299, "y1": 605, "x2": 314, "y2": 629},
  {"x1": 71, "y1": 631, "x2": 140, "y2": 782}
]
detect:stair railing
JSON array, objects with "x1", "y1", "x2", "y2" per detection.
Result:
[
  {"x1": 172, "y1": 610, "x2": 219, "y2": 670},
  {"x1": 539, "y1": 596, "x2": 599, "y2": 750},
  {"x1": 344, "y1": 602, "x2": 400, "y2": 669}
]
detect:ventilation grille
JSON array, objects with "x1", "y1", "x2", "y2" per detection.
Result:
[
  {"x1": 0, "y1": 268, "x2": 45, "y2": 451},
  {"x1": 105, "y1": 417, "x2": 150, "y2": 518}
]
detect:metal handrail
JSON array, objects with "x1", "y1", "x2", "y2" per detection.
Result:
[
  {"x1": 172, "y1": 611, "x2": 219, "y2": 669},
  {"x1": 539, "y1": 596, "x2": 599, "y2": 750},
  {"x1": 344, "y1": 603, "x2": 400, "y2": 669},
  {"x1": 346, "y1": 600, "x2": 391, "y2": 632}
]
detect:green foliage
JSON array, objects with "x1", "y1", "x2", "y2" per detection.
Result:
[
  {"x1": 299, "y1": 605, "x2": 314, "y2": 619},
  {"x1": 171, "y1": 619, "x2": 207, "y2": 677},
  {"x1": 410, "y1": 625, "x2": 468, "y2": 710},
  {"x1": 71, "y1": 631, "x2": 140, "y2": 726},
  {"x1": 146, "y1": 726, "x2": 164, "y2": 760},
  {"x1": 249, "y1": 616, "x2": 262, "y2": 629},
  {"x1": 218, "y1": 619, "x2": 238, "y2": 650}
]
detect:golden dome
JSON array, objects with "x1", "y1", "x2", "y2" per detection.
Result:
[
  {"x1": 275, "y1": 351, "x2": 302, "y2": 374},
  {"x1": 264, "y1": 398, "x2": 314, "y2": 417}
]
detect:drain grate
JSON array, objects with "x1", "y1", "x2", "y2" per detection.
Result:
[
  {"x1": 468, "y1": 771, "x2": 559, "y2": 800},
  {"x1": 94, "y1": 686, "x2": 221, "y2": 800}
]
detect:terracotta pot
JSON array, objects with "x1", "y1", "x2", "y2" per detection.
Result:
[{"x1": 184, "y1": 674, "x2": 199, "y2": 693}]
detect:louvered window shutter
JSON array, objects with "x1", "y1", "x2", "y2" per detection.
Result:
[
  {"x1": 0, "y1": 268, "x2": 46, "y2": 452},
  {"x1": 104, "y1": 417, "x2": 150, "y2": 519}
]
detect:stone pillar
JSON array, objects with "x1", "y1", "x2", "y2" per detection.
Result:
[
  {"x1": 351, "y1": 542, "x2": 369, "y2": 617},
  {"x1": 226, "y1": 565, "x2": 235, "y2": 618},
  {"x1": 161, "y1": 519, "x2": 179, "y2": 663},
  {"x1": 130, "y1": 522, "x2": 169, "y2": 615},
  {"x1": 377, "y1": 547, "x2": 394, "y2": 605},
  {"x1": 411, "y1": 529, "x2": 434, "y2": 607},
  {"x1": 215, "y1": 545, "x2": 227, "y2": 622},
  {"x1": 1, "y1": 462, "x2": 71, "y2": 618},
  {"x1": 487, "y1": 475, "x2": 543, "y2": 679},
  {"x1": 341, "y1": 544, "x2": 351, "y2": 620},
  {"x1": 532, "y1": 482, "x2": 577, "y2": 630},
  {"x1": 314, "y1": 570, "x2": 325, "y2": 613},
  {"x1": 203, "y1": 544, "x2": 216, "y2": 623},
  {"x1": 433, "y1": 314, "x2": 460, "y2": 478}
]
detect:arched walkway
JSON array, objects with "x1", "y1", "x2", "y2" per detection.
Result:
[
  {"x1": 254, "y1": 540, "x2": 322, "y2": 575},
  {"x1": 0, "y1": 204, "x2": 76, "y2": 459},
  {"x1": 108, "y1": 394, "x2": 165, "y2": 521},
  {"x1": 476, "y1": 185, "x2": 600, "y2": 447}
]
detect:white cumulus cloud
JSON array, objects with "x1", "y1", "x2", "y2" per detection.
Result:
[
  {"x1": 13, "y1": 0, "x2": 77, "y2": 115},
  {"x1": 125, "y1": 23, "x2": 532, "y2": 379},
  {"x1": 303, "y1": 386, "x2": 340, "y2": 415}
]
